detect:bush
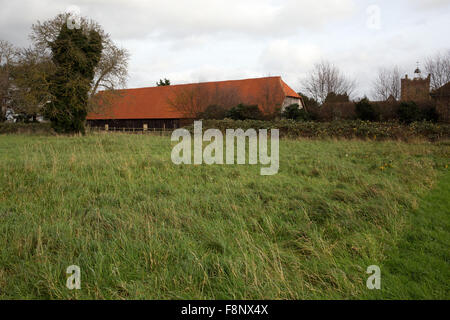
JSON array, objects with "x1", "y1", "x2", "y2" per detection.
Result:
[
  {"x1": 298, "y1": 93, "x2": 319, "y2": 110},
  {"x1": 421, "y1": 105, "x2": 439, "y2": 123},
  {"x1": 282, "y1": 104, "x2": 301, "y2": 120},
  {"x1": 282, "y1": 104, "x2": 312, "y2": 121},
  {"x1": 324, "y1": 92, "x2": 350, "y2": 103},
  {"x1": 397, "y1": 102, "x2": 421, "y2": 124},
  {"x1": 355, "y1": 98, "x2": 379, "y2": 121},
  {"x1": 0, "y1": 122, "x2": 54, "y2": 135},
  {"x1": 297, "y1": 108, "x2": 313, "y2": 121},
  {"x1": 225, "y1": 104, "x2": 263, "y2": 120},
  {"x1": 198, "y1": 105, "x2": 227, "y2": 120}
]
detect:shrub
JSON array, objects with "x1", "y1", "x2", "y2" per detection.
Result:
[
  {"x1": 188, "y1": 119, "x2": 450, "y2": 141},
  {"x1": 373, "y1": 101, "x2": 399, "y2": 121},
  {"x1": 282, "y1": 104, "x2": 313, "y2": 121},
  {"x1": 298, "y1": 93, "x2": 319, "y2": 110},
  {"x1": 282, "y1": 104, "x2": 301, "y2": 120},
  {"x1": 0, "y1": 122, "x2": 54, "y2": 134},
  {"x1": 421, "y1": 105, "x2": 439, "y2": 123},
  {"x1": 297, "y1": 108, "x2": 313, "y2": 121},
  {"x1": 198, "y1": 105, "x2": 227, "y2": 120},
  {"x1": 225, "y1": 104, "x2": 263, "y2": 120},
  {"x1": 324, "y1": 92, "x2": 350, "y2": 103},
  {"x1": 355, "y1": 98, "x2": 379, "y2": 121},
  {"x1": 397, "y1": 102, "x2": 421, "y2": 124}
]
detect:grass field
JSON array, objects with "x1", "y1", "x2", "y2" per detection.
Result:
[{"x1": 0, "y1": 133, "x2": 448, "y2": 299}]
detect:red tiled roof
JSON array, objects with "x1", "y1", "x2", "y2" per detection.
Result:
[
  {"x1": 87, "y1": 76, "x2": 301, "y2": 120},
  {"x1": 281, "y1": 80, "x2": 301, "y2": 98}
]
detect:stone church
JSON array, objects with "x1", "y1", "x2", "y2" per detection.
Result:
[
  {"x1": 399, "y1": 64, "x2": 449, "y2": 122},
  {"x1": 400, "y1": 65, "x2": 431, "y2": 102}
]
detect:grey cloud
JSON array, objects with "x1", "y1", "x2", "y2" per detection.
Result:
[
  {"x1": 409, "y1": 0, "x2": 450, "y2": 10},
  {"x1": 0, "y1": 0, "x2": 448, "y2": 99},
  {"x1": 0, "y1": 0, "x2": 358, "y2": 45}
]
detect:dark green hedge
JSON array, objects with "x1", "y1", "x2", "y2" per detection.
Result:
[
  {"x1": 0, "y1": 122, "x2": 55, "y2": 135},
  {"x1": 187, "y1": 119, "x2": 450, "y2": 141}
]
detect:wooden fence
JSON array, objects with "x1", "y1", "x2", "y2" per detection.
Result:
[{"x1": 87, "y1": 125, "x2": 173, "y2": 136}]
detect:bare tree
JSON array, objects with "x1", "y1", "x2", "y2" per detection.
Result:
[
  {"x1": 425, "y1": 50, "x2": 450, "y2": 90},
  {"x1": 87, "y1": 89, "x2": 125, "y2": 117},
  {"x1": 90, "y1": 41, "x2": 129, "y2": 97},
  {"x1": 212, "y1": 84, "x2": 240, "y2": 109},
  {"x1": 0, "y1": 40, "x2": 16, "y2": 68},
  {"x1": 258, "y1": 79, "x2": 284, "y2": 115},
  {"x1": 167, "y1": 83, "x2": 242, "y2": 118},
  {"x1": 167, "y1": 85, "x2": 207, "y2": 118},
  {"x1": 372, "y1": 66, "x2": 401, "y2": 101},
  {"x1": 302, "y1": 60, "x2": 356, "y2": 104},
  {"x1": 30, "y1": 13, "x2": 129, "y2": 108}
]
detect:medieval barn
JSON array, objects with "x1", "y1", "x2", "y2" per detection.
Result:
[{"x1": 86, "y1": 76, "x2": 303, "y2": 129}]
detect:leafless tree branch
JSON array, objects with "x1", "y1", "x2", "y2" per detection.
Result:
[
  {"x1": 425, "y1": 50, "x2": 450, "y2": 91},
  {"x1": 302, "y1": 60, "x2": 356, "y2": 104},
  {"x1": 372, "y1": 66, "x2": 401, "y2": 101}
]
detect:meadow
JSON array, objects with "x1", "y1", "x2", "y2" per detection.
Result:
[{"x1": 0, "y1": 133, "x2": 448, "y2": 299}]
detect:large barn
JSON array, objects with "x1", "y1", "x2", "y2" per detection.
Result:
[{"x1": 86, "y1": 76, "x2": 303, "y2": 129}]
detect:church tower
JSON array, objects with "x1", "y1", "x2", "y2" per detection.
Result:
[{"x1": 400, "y1": 63, "x2": 431, "y2": 102}]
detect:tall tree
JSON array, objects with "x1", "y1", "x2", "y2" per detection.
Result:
[
  {"x1": 30, "y1": 13, "x2": 129, "y2": 109},
  {"x1": 372, "y1": 66, "x2": 401, "y2": 101},
  {"x1": 302, "y1": 61, "x2": 356, "y2": 104},
  {"x1": 45, "y1": 24, "x2": 102, "y2": 133},
  {"x1": 10, "y1": 47, "x2": 54, "y2": 121},
  {"x1": 425, "y1": 50, "x2": 450, "y2": 91},
  {"x1": 0, "y1": 40, "x2": 16, "y2": 121}
]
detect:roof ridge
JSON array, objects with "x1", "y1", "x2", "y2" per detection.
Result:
[{"x1": 100, "y1": 76, "x2": 283, "y2": 93}]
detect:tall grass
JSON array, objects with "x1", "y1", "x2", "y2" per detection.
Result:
[{"x1": 0, "y1": 133, "x2": 448, "y2": 299}]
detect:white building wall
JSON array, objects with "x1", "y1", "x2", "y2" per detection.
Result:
[{"x1": 281, "y1": 97, "x2": 304, "y2": 111}]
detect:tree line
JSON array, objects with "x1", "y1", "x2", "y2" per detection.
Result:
[
  {"x1": 291, "y1": 54, "x2": 449, "y2": 123},
  {"x1": 161, "y1": 52, "x2": 449, "y2": 122},
  {"x1": 301, "y1": 52, "x2": 450, "y2": 104}
]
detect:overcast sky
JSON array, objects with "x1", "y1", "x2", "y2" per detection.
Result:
[{"x1": 1, "y1": 0, "x2": 449, "y2": 98}]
